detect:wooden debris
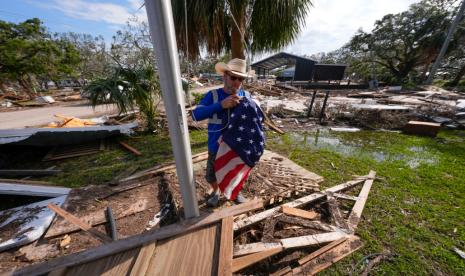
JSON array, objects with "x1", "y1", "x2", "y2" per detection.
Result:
[
  {"x1": 297, "y1": 237, "x2": 348, "y2": 265},
  {"x1": 121, "y1": 151, "x2": 209, "y2": 182},
  {"x1": 403, "y1": 120, "x2": 441, "y2": 137},
  {"x1": 47, "y1": 203, "x2": 112, "y2": 244},
  {"x1": 270, "y1": 266, "x2": 292, "y2": 276},
  {"x1": 360, "y1": 253, "x2": 392, "y2": 276},
  {"x1": 347, "y1": 170, "x2": 376, "y2": 232},
  {"x1": 234, "y1": 176, "x2": 369, "y2": 230},
  {"x1": 232, "y1": 247, "x2": 283, "y2": 273},
  {"x1": 43, "y1": 140, "x2": 104, "y2": 161},
  {"x1": 14, "y1": 200, "x2": 263, "y2": 276},
  {"x1": 118, "y1": 141, "x2": 142, "y2": 156},
  {"x1": 326, "y1": 194, "x2": 350, "y2": 229},
  {"x1": 293, "y1": 235, "x2": 363, "y2": 275},
  {"x1": 218, "y1": 217, "x2": 234, "y2": 276},
  {"x1": 234, "y1": 232, "x2": 347, "y2": 256},
  {"x1": 281, "y1": 206, "x2": 318, "y2": 220}
]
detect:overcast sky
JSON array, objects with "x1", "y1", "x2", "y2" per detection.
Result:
[{"x1": 1, "y1": 0, "x2": 419, "y2": 57}]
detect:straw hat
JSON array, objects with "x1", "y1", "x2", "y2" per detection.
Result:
[{"x1": 215, "y1": 58, "x2": 249, "y2": 78}]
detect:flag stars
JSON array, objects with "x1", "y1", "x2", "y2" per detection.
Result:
[
  {"x1": 253, "y1": 117, "x2": 258, "y2": 122},
  {"x1": 236, "y1": 137, "x2": 242, "y2": 142},
  {"x1": 245, "y1": 150, "x2": 251, "y2": 155},
  {"x1": 231, "y1": 113, "x2": 235, "y2": 118},
  {"x1": 238, "y1": 126, "x2": 244, "y2": 131},
  {"x1": 259, "y1": 141, "x2": 264, "y2": 146},
  {"x1": 228, "y1": 124, "x2": 233, "y2": 129},
  {"x1": 241, "y1": 114, "x2": 247, "y2": 119},
  {"x1": 251, "y1": 129, "x2": 256, "y2": 133},
  {"x1": 249, "y1": 139, "x2": 254, "y2": 144}
]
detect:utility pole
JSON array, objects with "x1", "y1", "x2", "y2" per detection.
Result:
[
  {"x1": 425, "y1": 0, "x2": 465, "y2": 85},
  {"x1": 144, "y1": 0, "x2": 199, "y2": 218}
]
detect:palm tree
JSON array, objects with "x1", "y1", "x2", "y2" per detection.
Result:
[
  {"x1": 84, "y1": 66, "x2": 160, "y2": 132},
  {"x1": 171, "y1": 0, "x2": 313, "y2": 59}
]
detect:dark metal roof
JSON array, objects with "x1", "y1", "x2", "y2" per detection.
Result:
[{"x1": 251, "y1": 52, "x2": 317, "y2": 70}]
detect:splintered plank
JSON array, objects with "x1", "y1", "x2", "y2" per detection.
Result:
[
  {"x1": 232, "y1": 247, "x2": 283, "y2": 273},
  {"x1": 218, "y1": 217, "x2": 234, "y2": 276},
  {"x1": 47, "y1": 203, "x2": 112, "y2": 244},
  {"x1": 146, "y1": 224, "x2": 219, "y2": 275},
  {"x1": 128, "y1": 242, "x2": 157, "y2": 276},
  {"x1": 297, "y1": 237, "x2": 348, "y2": 265},
  {"x1": 347, "y1": 170, "x2": 376, "y2": 232},
  {"x1": 63, "y1": 247, "x2": 140, "y2": 276},
  {"x1": 12, "y1": 200, "x2": 263, "y2": 276},
  {"x1": 234, "y1": 176, "x2": 370, "y2": 231},
  {"x1": 326, "y1": 195, "x2": 349, "y2": 230},
  {"x1": 119, "y1": 141, "x2": 142, "y2": 156},
  {"x1": 293, "y1": 235, "x2": 363, "y2": 275},
  {"x1": 281, "y1": 206, "x2": 318, "y2": 220},
  {"x1": 234, "y1": 232, "x2": 347, "y2": 256}
]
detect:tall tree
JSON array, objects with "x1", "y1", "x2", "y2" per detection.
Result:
[
  {"x1": 345, "y1": 0, "x2": 456, "y2": 84},
  {"x1": 0, "y1": 18, "x2": 80, "y2": 97},
  {"x1": 171, "y1": 0, "x2": 313, "y2": 59}
]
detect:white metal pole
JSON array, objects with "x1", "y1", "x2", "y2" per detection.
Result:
[
  {"x1": 144, "y1": 0, "x2": 199, "y2": 218},
  {"x1": 425, "y1": 0, "x2": 465, "y2": 84}
]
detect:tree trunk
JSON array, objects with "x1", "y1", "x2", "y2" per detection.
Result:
[
  {"x1": 18, "y1": 77, "x2": 36, "y2": 99},
  {"x1": 230, "y1": 3, "x2": 246, "y2": 59},
  {"x1": 449, "y1": 63, "x2": 465, "y2": 87}
]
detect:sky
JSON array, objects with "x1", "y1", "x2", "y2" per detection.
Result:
[{"x1": 1, "y1": 0, "x2": 419, "y2": 57}]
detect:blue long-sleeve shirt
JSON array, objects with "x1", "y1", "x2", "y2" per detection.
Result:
[{"x1": 192, "y1": 88, "x2": 248, "y2": 153}]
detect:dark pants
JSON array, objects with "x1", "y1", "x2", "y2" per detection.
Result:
[{"x1": 205, "y1": 151, "x2": 217, "y2": 184}]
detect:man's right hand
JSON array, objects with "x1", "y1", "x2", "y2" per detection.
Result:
[{"x1": 221, "y1": 95, "x2": 240, "y2": 109}]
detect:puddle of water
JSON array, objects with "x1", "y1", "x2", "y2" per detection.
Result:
[{"x1": 272, "y1": 129, "x2": 439, "y2": 169}]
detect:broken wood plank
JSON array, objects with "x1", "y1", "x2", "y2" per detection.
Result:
[
  {"x1": 332, "y1": 192, "x2": 358, "y2": 201},
  {"x1": 13, "y1": 200, "x2": 263, "y2": 276},
  {"x1": 292, "y1": 235, "x2": 363, "y2": 275},
  {"x1": 234, "y1": 232, "x2": 347, "y2": 256},
  {"x1": 121, "y1": 151, "x2": 208, "y2": 182},
  {"x1": 297, "y1": 237, "x2": 348, "y2": 265},
  {"x1": 278, "y1": 215, "x2": 339, "y2": 232},
  {"x1": 281, "y1": 206, "x2": 318, "y2": 220},
  {"x1": 347, "y1": 170, "x2": 376, "y2": 232},
  {"x1": 327, "y1": 195, "x2": 350, "y2": 230},
  {"x1": 403, "y1": 120, "x2": 441, "y2": 137},
  {"x1": 45, "y1": 197, "x2": 155, "y2": 238},
  {"x1": 234, "y1": 176, "x2": 370, "y2": 231},
  {"x1": 232, "y1": 247, "x2": 283, "y2": 273},
  {"x1": 218, "y1": 217, "x2": 234, "y2": 276},
  {"x1": 270, "y1": 266, "x2": 292, "y2": 276},
  {"x1": 47, "y1": 203, "x2": 112, "y2": 244},
  {"x1": 119, "y1": 141, "x2": 142, "y2": 156},
  {"x1": 128, "y1": 243, "x2": 157, "y2": 276}
]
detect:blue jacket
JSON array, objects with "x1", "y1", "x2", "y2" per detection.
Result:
[{"x1": 192, "y1": 88, "x2": 249, "y2": 153}]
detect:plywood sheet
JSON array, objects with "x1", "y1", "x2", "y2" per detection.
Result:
[{"x1": 146, "y1": 224, "x2": 219, "y2": 276}]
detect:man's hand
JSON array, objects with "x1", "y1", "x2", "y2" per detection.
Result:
[{"x1": 221, "y1": 95, "x2": 240, "y2": 109}]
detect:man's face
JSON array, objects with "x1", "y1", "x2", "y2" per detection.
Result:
[{"x1": 224, "y1": 72, "x2": 244, "y2": 93}]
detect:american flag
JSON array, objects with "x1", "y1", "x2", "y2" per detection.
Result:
[{"x1": 214, "y1": 97, "x2": 265, "y2": 200}]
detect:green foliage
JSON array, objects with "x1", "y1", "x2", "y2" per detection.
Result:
[
  {"x1": 84, "y1": 66, "x2": 160, "y2": 131},
  {"x1": 191, "y1": 92, "x2": 204, "y2": 104},
  {"x1": 0, "y1": 18, "x2": 80, "y2": 95},
  {"x1": 172, "y1": 0, "x2": 313, "y2": 59}
]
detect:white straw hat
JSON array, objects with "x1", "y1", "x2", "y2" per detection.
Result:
[{"x1": 215, "y1": 58, "x2": 249, "y2": 78}]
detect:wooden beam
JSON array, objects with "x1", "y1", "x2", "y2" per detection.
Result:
[
  {"x1": 332, "y1": 192, "x2": 358, "y2": 201},
  {"x1": 297, "y1": 237, "x2": 348, "y2": 265},
  {"x1": 270, "y1": 266, "x2": 292, "y2": 276},
  {"x1": 347, "y1": 170, "x2": 376, "y2": 232},
  {"x1": 292, "y1": 235, "x2": 363, "y2": 275},
  {"x1": 47, "y1": 203, "x2": 112, "y2": 244},
  {"x1": 234, "y1": 232, "x2": 347, "y2": 256},
  {"x1": 234, "y1": 176, "x2": 370, "y2": 231},
  {"x1": 128, "y1": 243, "x2": 157, "y2": 276},
  {"x1": 119, "y1": 141, "x2": 142, "y2": 156},
  {"x1": 13, "y1": 200, "x2": 263, "y2": 276},
  {"x1": 281, "y1": 206, "x2": 318, "y2": 220},
  {"x1": 232, "y1": 247, "x2": 283, "y2": 273},
  {"x1": 218, "y1": 217, "x2": 234, "y2": 276}
]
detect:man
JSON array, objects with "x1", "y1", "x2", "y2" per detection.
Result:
[{"x1": 192, "y1": 58, "x2": 251, "y2": 207}]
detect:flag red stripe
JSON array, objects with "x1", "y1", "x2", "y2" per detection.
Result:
[
  {"x1": 230, "y1": 167, "x2": 251, "y2": 200},
  {"x1": 214, "y1": 147, "x2": 238, "y2": 172},
  {"x1": 218, "y1": 163, "x2": 245, "y2": 192}
]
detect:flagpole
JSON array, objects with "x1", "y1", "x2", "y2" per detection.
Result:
[{"x1": 144, "y1": 0, "x2": 199, "y2": 218}]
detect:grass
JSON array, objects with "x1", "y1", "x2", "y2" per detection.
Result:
[
  {"x1": 6, "y1": 127, "x2": 464, "y2": 274},
  {"x1": 266, "y1": 129, "x2": 465, "y2": 275}
]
